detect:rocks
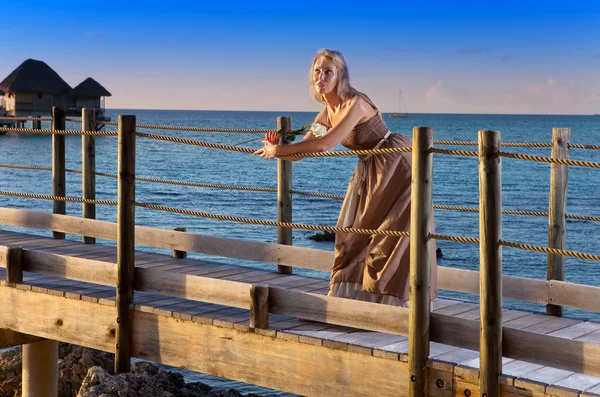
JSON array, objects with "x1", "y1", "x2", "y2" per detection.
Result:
[{"x1": 1, "y1": 344, "x2": 264, "y2": 397}]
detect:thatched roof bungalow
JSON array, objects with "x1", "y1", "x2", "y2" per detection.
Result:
[
  {"x1": 70, "y1": 77, "x2": 112, "y2": 112},
  {"x1": 0, "y1": 59, "x2": 111, "y2": 118}
]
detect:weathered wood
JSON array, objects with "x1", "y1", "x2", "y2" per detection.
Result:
[
  {"x1": 547, "y1": 128, "x2": 570, "y2": 317},
  {"x1": 478, "y1": 129, "x2": 502, "y2": 397},
  {"x1": 249, "y1": 285, "x2": 269, "y2": 329},
  {"x1": 4, "y1": 209, "x2": 600, "y2": 311},
  {"x1": 52, "y1": 106, "x2": 66, "y2": 239},
  {"x1": 269, "y1": 286, "x2": 409, "y2": 335},
  {"x1": 116, "y1": 114, "x2": 136, "y2": 373},
  {"x1": 22, "y1": 339, "x2": 59, "y2": 397},
  {"x1": 82, "y1": 108, "x2": 96, "y2": 244},
  {"x1": 0, "y1": 287, "x2": 115, "y2": 352},
  {"x1": 409, "y1": 126, "x2": 433, "y2": 397},
  {"x1": 0, "y1": 329, "x2": 44, "y2": 349},
  {"x1": 172, "y1": 227, "x2": 187, "y2": 258},
  {"x1": 6, "y1": 246, "x2": 23, "y2": 285},
  {"x1": 134, "y1": 267, "x2": 251, "y2": 309},
  {"x1": 277, "y1": 116, "x2": 293, "y2": 274}
]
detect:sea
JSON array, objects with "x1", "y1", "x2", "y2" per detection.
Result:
[{"x1": 1, "y1": 109, "x2": 599, "y2": 395}]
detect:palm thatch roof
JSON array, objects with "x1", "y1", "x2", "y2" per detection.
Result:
[
  {"x1": 0, "y1": 59, "x2": 72, "y2": 94},
  {"x1": 70, "y1": 77, "x2": 112, "y2": 97}
]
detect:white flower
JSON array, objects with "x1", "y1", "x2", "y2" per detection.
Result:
[{"x1": 312, "y1": 123, "x2": 327, "y2": 137}]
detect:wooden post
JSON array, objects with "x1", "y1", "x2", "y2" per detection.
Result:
[
  {"x1": 52, "y1": 107, "x2": 66, "y2": 239},
  {"x1": 547, "y1": 128, "x2": 570, "y2": 317},
  {"x1": 172, "y1": 227, "x2": 187, "y2": 258},
  {"x1": 6, "y1": 246, "x2": 23, "y2": 286},
  {"x1": 250, "y1": 285, "x2": 270, "y2": 329},
  {"x1": 115, "y1": 115, "x2": 136, "y2": 373},
  {"x1": 22, "y1": 340, "x2": 58, "y2": 397},
  {"x1": 82, "y1": 108, "x2": 96, "y2": 244},
  {"x1": 277, "y1": 116, "x2": 293, "y2": 274},
  {"x1": 31, "y1": 119, "x2": 41, "y2": 129},
  {"x1": 479, "y1": 130, "x2": 502, "y2": 397},
  {"x1": 408, "y1": 126, "x2": 433, "y2": 397}
]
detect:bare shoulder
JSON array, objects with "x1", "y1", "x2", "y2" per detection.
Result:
[{"x1": 348, "y1": 94, "x2": 377, "y2": 122}]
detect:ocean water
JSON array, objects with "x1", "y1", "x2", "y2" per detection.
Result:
[{"x1": 1, "y1": 109, "x2": 599, "y2": 394}]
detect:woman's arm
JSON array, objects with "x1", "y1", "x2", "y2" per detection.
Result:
[
  {"x1": 255, "y1": 98, "x2": 369, "y2": 159},
  {"x1": 270, "y1": 107, "x2": 330, "y2": 161}
]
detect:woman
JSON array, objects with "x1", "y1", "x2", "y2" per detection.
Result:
[{"x1": 254, "y1": 49, "x2": 437, "y2": 306}]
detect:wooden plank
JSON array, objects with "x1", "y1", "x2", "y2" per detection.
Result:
[
  {"x1": 547, "y1": 128, "x2": 570, "y2": 316},
  {"x1": 250, "y1": 285, "x2": 269, "y2": 329},
  {"x1": 276, "y1": 116, "x2": 293, "y2": 275},
  {"x1": 555, "y1": 373, "x2": 600, "y2": 392},
  {"x1": 52, "y1": 106, "x2": 66, "y2": 239},
  {"x1": 269, "y1": 286, "x2": 409, "y2": 336},
  {"x1": 129, "y1": 311, "x2": 413, "y2": 397},
  {"x1": 409, "y1": 126, "x2": 434, "y2": 397},
  {"x1": 550, "y1": 322, "x2": 600, "y2": 340},
  {"x1": 522, "y1": 317, "x2": 580, "y2": 335},
  {"x1": 523, "y1": 366, "x2": 574, "y2": 385},
  {"x1": 503, "y1": 314, "x2": 556, "y2": 329},
  {"x1": 82, "y1": 108, "x2": 97, "y2": 244},
  {"x1": 0, "y1": 329, "x2": 44, "y2": 349},
  {"x1": 501, "y1": 360, "x2": 545, "y2": 377},
  {"x1": 22, "y1": 250, "x2": 116, "y2": 287},
  {"x1": 549, "y1": 281, "x2": 600, "y2": 313},
  {"x1": 0, "y1": 286, "x2": 115, "y2": 352}
]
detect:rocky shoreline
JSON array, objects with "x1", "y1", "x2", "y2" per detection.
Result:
[{"x1": 0, "y1": 343, "x2": 264, "y2": 397}]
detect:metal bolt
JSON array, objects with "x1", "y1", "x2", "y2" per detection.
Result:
[
  {"x1": 464, "y1": 389, "x2": 471, "y2": 397},
  {"x1": 411, "y1": 375, "x2": 416, "y2": 382},
  {"x1": 55, "y1": 319, "x2": 63, "y2": 326},
  {"x1": 436, "y1": 379, "x2": 444, "y2": 388}
]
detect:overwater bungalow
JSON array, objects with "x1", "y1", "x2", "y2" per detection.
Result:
[{"x1": 0, "y1": 59, "x2": 111, "y2": 122}]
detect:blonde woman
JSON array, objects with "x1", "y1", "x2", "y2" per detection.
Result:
[{"x1": 255, "y1": 49, "x2": 437, "y2": 306}]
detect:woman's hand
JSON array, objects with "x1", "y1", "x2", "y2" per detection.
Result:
[
  {"x1": 253, "y1": 140, "x2": 279, "y2": 159},
  {"x1": 265, "y1": 130, "x2": 279, "y2": 144}
]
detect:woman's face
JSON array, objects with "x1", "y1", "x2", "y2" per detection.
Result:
[{"x1": 313, "y1": 57, "x2": 338, "y2": 95}]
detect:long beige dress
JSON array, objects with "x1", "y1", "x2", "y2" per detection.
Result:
[{"x1": 327, "y1": 96, "x2": 438, "y2": 306}]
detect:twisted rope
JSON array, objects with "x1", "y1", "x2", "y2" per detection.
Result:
[
  {"x1": 65, "y1": 118, "x2": 82, "y2": 123},
  {"x1": 135, "y1": 132, "x2": 412, "y2": 157},
  {"x1": 566, "y1": 213, "x2": 600, "y2": 222},
  {"x1": 0, "y1": 117, "x2": 51, "y2": 121},
  {"x1": 0, "y1": 190, "x2": 117, "y2": 205},
  {"x1": 431, "y1": 148, "x2": 478, "y2": 157},
  {"x1": 501, "y1": 240, "x2": 600, "y2": 261},
  {"x1": 429, "y1": 233, "x2": 480, "y2": 244},
  {"x1": 0, "y1": 127, "x2": 117, "y2": 136},
  {"x1": 136, "y1": 123, "x2": 275, "y2": 133},
  {"x1": 0, "y1": 163, "x2": 52, "y2": 171},
  {"x1": 569, "y1": 143, "x2": 600, "y2": 150},
  {"x1": 134, "y1": 201, "x2": 410, "y2": 237},
  {"x1": 500, "y1": 152, "x2": 600, "y2": 168}
]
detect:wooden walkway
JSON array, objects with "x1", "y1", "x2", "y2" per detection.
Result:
[{"x1": 2, "y1": 229, "x2": 600, "y2": 395}]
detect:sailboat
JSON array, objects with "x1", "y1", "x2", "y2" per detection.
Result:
[{"x1": 389, "y1": 89, "x2": 408, "y2": 119}]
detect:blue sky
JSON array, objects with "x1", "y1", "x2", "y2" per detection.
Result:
[{"x1": 1, "y1": 0, "x2": 599, "y2": 114}]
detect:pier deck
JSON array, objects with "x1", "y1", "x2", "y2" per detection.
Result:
[{"x1": 2, "y1": 229, "x2": 600, "y2": 396}]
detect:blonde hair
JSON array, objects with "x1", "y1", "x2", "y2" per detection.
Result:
[{"x1": 309, "y1": 49, "x2": 358, "y2": 104}]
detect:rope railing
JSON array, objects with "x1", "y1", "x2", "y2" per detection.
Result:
[
  {"x1": 0, "y1": 127, "x2": 117, "y2": 136},
  {"x1": 433, "y1": 140, "x2": 600, "y2": 150},
  {"x1": 0, "y1": 190, "x2": 117, "y2": 205},
  {"x1": 0, "y1": 116, "x2": 52, "y2": 121},
  {"x1": 500, "y1": 152, "x2": 600, "y2": 169},
  {"x1": 135, "y1": 131, "x2": 412, "y2": 157},
  {"x1": 500, "y1": 239, "x2": 600, "y2": 261},
  {"x1": 3, "y1": 162, "x2": 600, "y2": 222},
  {"x1": 65, "y1": 118, "x2": 82, "y2": 123},
  {"x1": 134, "y1": 201, "x2": 410, "y2": 237}
]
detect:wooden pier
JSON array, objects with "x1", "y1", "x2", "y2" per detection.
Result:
[{"x1": 1, "y1": 110, "x2": 600, "y2": 396}]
